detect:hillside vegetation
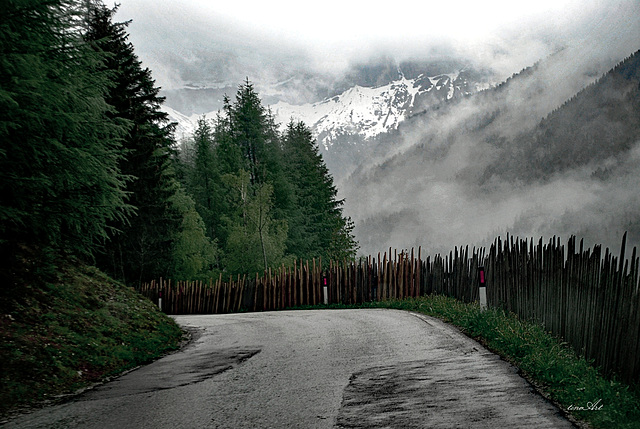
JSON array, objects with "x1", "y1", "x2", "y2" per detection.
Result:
[
  {"x1": 0, "y1": 249, "x2": 182, "y2": 418},
  {"x1": 490, "y1": 50, "x2": 640, "y2": 181}
]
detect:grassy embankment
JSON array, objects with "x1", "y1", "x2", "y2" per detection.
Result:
[
  {"x1": 294, "y1": 297, "x2": 640, "y2": 429},
  {"x1": 0, "y1": 256, "x2": 183, "y2": 419}
]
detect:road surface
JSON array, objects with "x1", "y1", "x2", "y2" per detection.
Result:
[{"x1": 2, "y1": 309, "x2": 576, "y2": 428}]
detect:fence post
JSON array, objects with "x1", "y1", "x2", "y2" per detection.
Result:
[
  {"x1": 479, "y1": 266, "x2": 487, "y2": 311},
  {"x1": 323, "y1": 273, "x2": 329, "y2": 305}
]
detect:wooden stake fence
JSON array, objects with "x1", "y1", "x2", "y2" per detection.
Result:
[{"x1": 139, "y1": 234, "x2": 640, "y2": 386}]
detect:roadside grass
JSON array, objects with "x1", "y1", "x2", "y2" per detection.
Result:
[
  {"x1": 292, "y1": 296, "x2": 640, "y2": 429},
  {"x1": 0, "y1": 259, "x2": 183, "y2": 419}
]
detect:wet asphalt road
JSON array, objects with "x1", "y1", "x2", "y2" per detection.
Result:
[{"x1": 3, "y1": 309, "x2": 575, "y2": 428}]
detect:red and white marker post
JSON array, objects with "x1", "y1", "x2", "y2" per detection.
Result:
[
  {"x1": 323, "y1": 275, "x2": 328, "y2": 305},
  {"x1": 478, "y1": 266, "x2": 487, "y2": 311}
]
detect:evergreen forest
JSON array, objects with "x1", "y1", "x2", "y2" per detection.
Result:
[{"x1": 0, "y1": 1, "x2": 358, "y2": 288}]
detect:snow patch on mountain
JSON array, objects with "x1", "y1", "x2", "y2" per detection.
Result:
[
  {"x1": 163, "y1": 69, "x2": 490, "y2": 149},
  {"x1": 163, "y1": 105, "x2": 201, "y2": 140},
  {"x1": 270, "y1": 71, "x2": 474, "y2": 150}
]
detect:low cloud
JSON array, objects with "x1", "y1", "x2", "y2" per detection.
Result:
[
  {"x1": 340, "y1": 32, "x2": 640, "y2": 257},
  {"x1": 116, "y1": 0, "x2": 639, "y2": 96}
]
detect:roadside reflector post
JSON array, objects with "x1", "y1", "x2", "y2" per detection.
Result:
[
  {"x1": 158, "y1": 290, "x2": 163, "y2": 312},
  {"x1": 323, "y1": 275, "x2": 328, "y2": 305},
  {"x1": 478, "y1": 266, "x2": 487, "y2": 311}
]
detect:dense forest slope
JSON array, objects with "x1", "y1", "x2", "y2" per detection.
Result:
[{"x1": 504, "y1": 50, "x2": 640, "y2": 179}]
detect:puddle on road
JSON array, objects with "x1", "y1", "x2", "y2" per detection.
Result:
[
  {"x1": 336, "y1": 355, "x2": 574, "y2": 429},
  {"x1": 79, "y1": 348, "x2": 261, "y2": 400}
]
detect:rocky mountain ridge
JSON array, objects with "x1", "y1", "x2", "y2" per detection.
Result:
[{"x1": 270, "y1": 68, "x2": 491, "y2": 150}]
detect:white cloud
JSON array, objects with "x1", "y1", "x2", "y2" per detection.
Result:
[
  {"x1": 190, "y1": 0, "x2": 585, "y2": 41},
  {"x1": 114, "y1": 0, "x2": 640, "y2": 92}
]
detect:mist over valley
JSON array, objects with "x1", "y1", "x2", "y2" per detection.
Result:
[{"x1": 341, "y1": 47, "x2": 640, "y2": 257}]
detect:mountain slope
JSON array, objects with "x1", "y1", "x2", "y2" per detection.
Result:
[
  {"x1": 267, "y1": 66, "x2": 492, "y2": 181},
  {"x1": 163, "y1": 105, "x2": 199, "y2": 139},
  {"x1": 508, "y1": 50, "x2": 640, "y2": 180},
  {"x1": 340, "y1": 47, "x2": 640, "y2": 256},
  {"x1": 271, "y1": 70, "x2": 486, "y2": 150}
]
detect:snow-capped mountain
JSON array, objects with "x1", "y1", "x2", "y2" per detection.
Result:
[
  {"x1": 165, "y1": 68, "x2": 491, "y2": 145},
  {"x1": 162, "y1": 62, "x2": 495, "y2": 181},
  {"x1": 163, "y1": 105, "x2": 199, "y2": 139},
  {"x1": 270, "y1": 69, "x2": 488, "y2": 151}
]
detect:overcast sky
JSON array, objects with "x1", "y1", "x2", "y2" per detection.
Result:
[{"x1": 114, "y1": 0, "x2": 640, "y2": 90}]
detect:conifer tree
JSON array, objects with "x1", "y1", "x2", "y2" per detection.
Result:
[
  {"x1": 282, "y1": 121, "x2": 359, "y2": 261},
  {"x1": 0, "y1": 0, "x2": 130, "y2": 267},
  {"x1": 263, "y1": 107, "x2": 294, "y2": 222},
  {"x1": 84, "y1": 4, "x2": 182, "y2": 284},
  {"x1": 227, "y1": 79, "x2": 265, "y2": 184},
  {"x1": 189, "y1": 116, "x2": 217, "y2": 239},
  {"x1": 208, "y1": 82, "x2": 293, "y2": 260},
  {"x1": 226, "y1": 80, "x2": 292, "y2": 216}
]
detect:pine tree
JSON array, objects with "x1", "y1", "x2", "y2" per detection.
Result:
[
  {"x1": 262, "y1": 107, "x2": 294, "y2": 222},
  {"x1": 208, "y1": 82, "x2": 293, "y2": 259},
  {"x1": 226, "y1": 80, "x2": 292, "y2": 210},
  {"x1": 84, "y1": 4, "x2": 182, "y2": 284},
  {"x1": 189, "y1": 116, "x2": 217, "y2": 239},
  {"x1": 227, "y1": 79, "x2": 266, "y2": 184},
  {"x1": 0, "y1": 0, "x2": 130, "y2": 267},
  {"x1": 282, "y1": 121, "x2": 359, "y2": 261},
  {"x1": 213, "y1": 98, "x2": 243, "y2": 176}
]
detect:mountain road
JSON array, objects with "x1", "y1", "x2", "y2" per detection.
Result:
[{"x1": 3, "y1": 309, "x2": 576, "y2": 428}]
